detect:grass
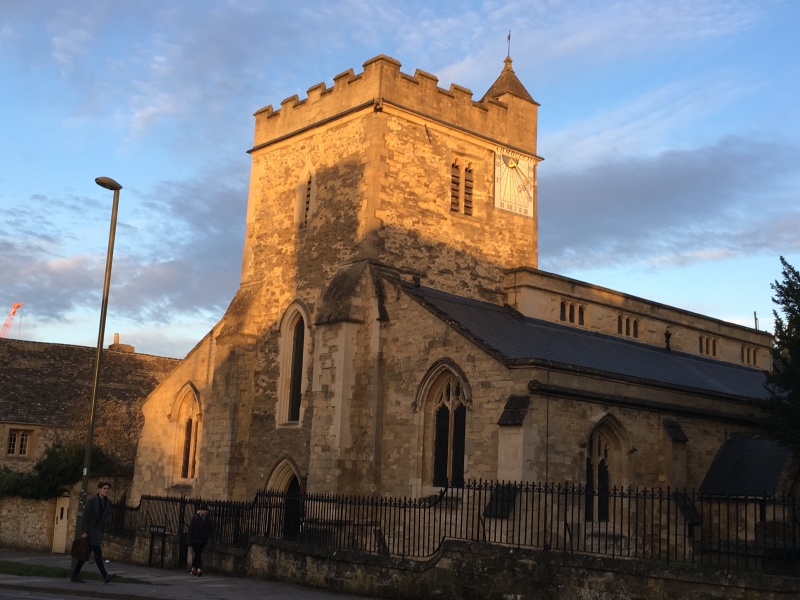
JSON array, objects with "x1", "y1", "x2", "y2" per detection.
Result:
[{"x1": 0, "y1": 559, "x2": 148, "y2": 584}]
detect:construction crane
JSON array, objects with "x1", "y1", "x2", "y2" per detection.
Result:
[{"x1": 0, "y1": 303, "x2": 23, "y2": 339}]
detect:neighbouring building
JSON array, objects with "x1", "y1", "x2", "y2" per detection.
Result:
[
  {"x1": 0, "y1": 336, "x2": 179, "y2": 472},
  {"x1": 128, "y1": 54, "x2": 794, "y2": 507}
]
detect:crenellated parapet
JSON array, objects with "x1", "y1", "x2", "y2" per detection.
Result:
[{"x1": 251, "y1": 55, "x2": 539, "y2": 155}]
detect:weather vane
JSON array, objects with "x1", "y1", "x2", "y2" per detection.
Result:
[{"x1": 507, "y1": 31, "x2": 511, "y2": 57}]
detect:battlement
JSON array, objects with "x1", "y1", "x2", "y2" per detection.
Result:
[{"x1": 251, "y1": 55, "x2": 539, "y2": 155}]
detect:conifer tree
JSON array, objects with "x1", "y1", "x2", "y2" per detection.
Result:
[{"x1": 758, "y1": 256, "x2": 800, "y2": 457}]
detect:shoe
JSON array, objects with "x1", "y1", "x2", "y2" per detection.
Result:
[
  {"x1": 190, "y1": 568, "x2": 197, "y2": 576},
  {"x1": 71, "y1": 576, "x2": 86, "y2": 583},
  {"x1": 197, "y1": 570, "x2": 203, "y2": 577},
  {"x1": 104, "y1": 574, "x2": 116, "y2": 584}
]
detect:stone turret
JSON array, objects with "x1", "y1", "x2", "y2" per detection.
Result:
[{"x1": 482, "y1": 56, "x2": 538, "y2": 105}]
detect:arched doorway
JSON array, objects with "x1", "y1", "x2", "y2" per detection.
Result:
[{"x1": 283, "y1": 475, "x2": 302, "y2": 540}]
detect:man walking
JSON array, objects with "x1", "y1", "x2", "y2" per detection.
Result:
[{"x1": 72, "y1": 481, "x2": 116, "y2": 584}]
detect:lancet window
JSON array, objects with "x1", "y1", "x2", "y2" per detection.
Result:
[{"x1": 432, "y1": 373, "x2": 467, "y2": 488}]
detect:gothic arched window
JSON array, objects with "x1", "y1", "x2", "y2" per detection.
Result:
[
  {"x1": 288, "y1": 316, "x2": 305, "y2": 422},
  {"x1": 303, "y1": 176, "x2": 312, "y2": 225},
  {"x1": 171, "y1": 387, "x2": 202, "y2": 483},
  {"x1": 431, "y1": 373, "x2": 467, "y2": 488},
  {"x1": 278, "y1": 304, "x2": 311, "y2": 425},
  {"x1": 296, "y1": 167, "x2": 316, "y2": 227},
  {"x1": 585, "y1": 417, "x2": 630, "y2": 523}
]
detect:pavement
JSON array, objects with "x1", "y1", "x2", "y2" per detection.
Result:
[{"x1": 0, "y1": 549, "x2": 378, "y2": 600}]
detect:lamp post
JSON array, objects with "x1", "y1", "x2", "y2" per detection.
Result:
[{"x1": 71, "y1": 177, "x2": 122, "y2": 553}]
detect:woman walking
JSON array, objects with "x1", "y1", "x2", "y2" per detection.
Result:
[{"x1": 188, "y1": 504, "x2": 213, "y2": 576}]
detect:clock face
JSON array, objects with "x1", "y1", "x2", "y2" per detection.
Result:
[{"x1": 494, "y1": 147, "x2": 535, "y2": 218}]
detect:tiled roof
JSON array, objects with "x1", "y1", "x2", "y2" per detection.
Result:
[
  {"x1": 0, "y1": 339, "x2": 179, "y2": 426},
  {"x1": 481, "y1": 56, "x2": 537, "y2": 105},
  {"x1": 699, "y1": 436, "x2": 792, "y2": 496},
  {"x1": 399, "y1": 281, "x2": 767, "y2": 400}
]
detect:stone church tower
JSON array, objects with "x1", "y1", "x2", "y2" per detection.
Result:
[{"x1": 131, "y1": 56, "x2": 779, "y2": 504}]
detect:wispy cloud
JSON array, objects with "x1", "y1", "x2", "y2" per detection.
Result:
[
  {"x1": 0, "y1": 162, "x2": 247, "y2": 325},
  {"x1": 539, "y1": 135, "x2": 800, "y2": 271}
]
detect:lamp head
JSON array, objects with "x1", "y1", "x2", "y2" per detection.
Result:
[{"x1": 95, "y1": 177, "x2": 122, "y2": 191}]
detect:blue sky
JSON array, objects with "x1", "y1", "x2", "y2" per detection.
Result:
[{"x1": 1, "y1": 0, "x2": 798, "y2": 357}]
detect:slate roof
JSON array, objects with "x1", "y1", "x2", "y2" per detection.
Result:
[
  {"x1": 0, "y1": 338, "x2": 179, "y2": 426},
  {"x1": 662, "y1": 419, "x2": 689, "y2": 442},
  {"x1": 399, "y1": 281, "x2": 768, "y2": 400},
  {"x1": 497, "y1": 395, "x2": 531, "y2": 426},
  {"x1": 699, "y1": 436, "x2": 792, "y2": 496}
]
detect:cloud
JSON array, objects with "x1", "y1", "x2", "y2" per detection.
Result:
[
  {"x1": 538, "y1": 135, "x2": 800, "y2": 271},
  {"x1": 541, "y1": 76, "x2": 758, "y2": 169},
  {"x1": 434, "y1": 0, "x2": 766, "y2": 89},
  {"x1": 0, "y1": 162, "x2": 248, "y2": 324}
]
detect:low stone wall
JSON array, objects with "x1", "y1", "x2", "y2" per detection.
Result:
[
  {"x1": 0, "y1": 496, "x2": 55, "y2": 551},
  {"x1": 236, "y1": 538, "x2": 798, "y2": 600},
  {"x1": 104, "y1": 532, "x2": 181, "y2": 569},
  {"x1": 107, "y1": 527, "x2": 798, "y2": 599}
]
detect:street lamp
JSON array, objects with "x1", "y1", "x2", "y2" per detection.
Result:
[{"x1": 71, "y1": 176, "x2": 122, "y2": 552}]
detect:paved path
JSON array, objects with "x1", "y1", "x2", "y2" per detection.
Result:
[{"x1": 0, "y1": 549, "x2": 377, "y2": 600}]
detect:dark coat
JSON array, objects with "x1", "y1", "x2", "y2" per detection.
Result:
[
  {"x1": 81, "y1": 494, "x2": 110, "y2": 546},
  {"x1": 188, "y1": 512, "x2": 213, "y2": 544}
]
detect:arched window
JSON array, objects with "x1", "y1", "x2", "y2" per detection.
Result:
[
  {"x1": 747, "y1": 347, "x2": 751, "y2": 364},
  {"x1": 450, "y1": 162, "x2": 461, "y2": 212},
  {"x1": 171, "y1": 386, "x2": 202, "y2": 483},
  {"x1": 296, "y1": 167, "x2": 316, "y2": 226},
  {"x1": 705, "y1": 338, "x2": 710, "y2": 355},
  {"x1": 585, "y1": 416, "x2": 630, "y2": 523},
  {"x1": 432, "y1": 373, "x2": 467, "y2": 487},
  {"x1": 752, "y1": 349, "x2": 757, "y2": 366},
  {"x1": 625, "y1": 318, "x2": 630, "y2": 336},
  {"x1": 417, "y1": 365, "x2": 471, "y2": 490},
  {"x1": 700, "y1": 336, "x2": 705, "y2": 354},
  {"x1": 712, "y1": 339, "x2": 717, "y2": 357},
  {"x1": 560, "y1": 302, "x2": 566, "y2": 321},
  {"x1": 617, "y1": 316, "x2": 623, "y2": 335},
  {"x1": 278, "y1": 304, "x2": 311, "y2": 425},
  {"x1": 463, "y1": 166, "x2": 474, "y2": 216},
  {"x1": 632, "y1": 320, "x2": 638, "y2": 338},
  {"x1": 569, "y1": 304, "x2": 575, "y2": 323},
  {"x1": 288, "y1": 317, "x2": 305, "y2": 422},
  {"x1": 578, "y1": 306, "x2": 585, "y2": 326},
  {"x1": 303, "y1": 176, "x2": 312, "y2": 225}
]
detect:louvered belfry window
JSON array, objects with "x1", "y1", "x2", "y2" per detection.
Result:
[
  {"x1": 463, "y1": 167, "x2": 474, "y2": 215},
  {"x1": 432, "y1": 374, "x2": 467, "y2": 488},
  {"x1": 450, "y1": 163, "x2": 461, "y2": 212},
  {"x1": 304, "y1": 176, "x2": 312, "y2": 225}
]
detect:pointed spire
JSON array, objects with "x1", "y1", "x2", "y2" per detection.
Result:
[{"x1": 481, "y1": 56, "x2": 537, "y2": 105}]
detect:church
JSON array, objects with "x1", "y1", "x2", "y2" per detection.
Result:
[{"x1": 129, "y1": 55, "x2": 786, "y2": 505}]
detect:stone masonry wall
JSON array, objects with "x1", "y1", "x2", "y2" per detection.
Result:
[
  {"x1": 221, "y1": 537, "x2": 800, "y2": 600},
  {"x1": 131, "y1": 331, "x2": 217, "y2": 502},
  {"x1": 0, "y1": 496, "x2": 55, "y2": 551},
  {"x1": 505, "y1": 268, "x2": 772, "y2": 369}
]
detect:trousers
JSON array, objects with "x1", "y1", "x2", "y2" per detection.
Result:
[
  {"x1": 191, "y1": 541, "x2": 206, "y2": 569},
  {"x1": 73, "y1": 544, "x2": 108, "y2": 578}
]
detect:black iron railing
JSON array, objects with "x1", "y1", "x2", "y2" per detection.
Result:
[{"x1": 108, "y1": 481, "x2": 799, "y2": 574}]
